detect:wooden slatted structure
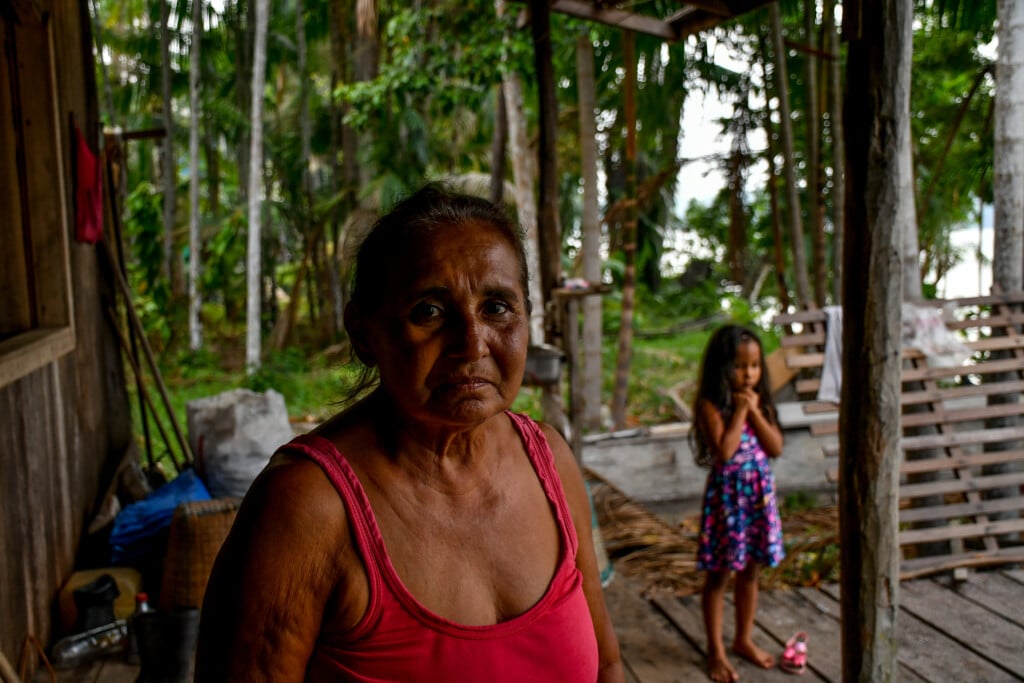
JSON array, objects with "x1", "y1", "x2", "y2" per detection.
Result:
[{"x1": 774, "y1": 293, "x2": 1024, "y2": 578}]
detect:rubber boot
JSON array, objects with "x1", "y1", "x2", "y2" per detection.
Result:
[
  {"x1": 133, "y1": 609, "x2": 200, "y2": 683},
  {"x1": 72, "y1": 574, "x2": 120, "y2": 632}
]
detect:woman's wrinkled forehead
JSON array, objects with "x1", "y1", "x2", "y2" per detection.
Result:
[{"x1": 357, "y1": 219, "x2": 529, "y2": 309}]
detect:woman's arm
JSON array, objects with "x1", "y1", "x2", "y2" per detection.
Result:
[
  {"x1": 542, "y1": 424, "x2": 626, "y2": 683},
  {"x1": 194, "y1": 457, "x2": 351, "y2": 683}
]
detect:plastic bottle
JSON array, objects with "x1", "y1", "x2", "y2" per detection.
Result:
[{"x1": 125, "y1": 592, "x2": 154, "y2": 665}]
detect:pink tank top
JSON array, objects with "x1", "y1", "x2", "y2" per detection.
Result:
[{"x1": 281, "y1": 411, "x2": 599, "y2": 683}]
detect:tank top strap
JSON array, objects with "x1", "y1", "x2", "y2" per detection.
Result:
[
  {"x1": 276, "y1": 433, "x2": 385, "y2": 639},
  {"x1": 505, "y1": 411, "x2": 579, "y2": 559}
]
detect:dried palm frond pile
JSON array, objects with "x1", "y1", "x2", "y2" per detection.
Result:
[{"x1": 588, "y1": 470, "x2": 840, "y2": 597}]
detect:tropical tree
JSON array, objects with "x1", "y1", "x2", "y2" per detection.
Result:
[
  {"x1": 160, "y1": 0, "x2": 181, "y2": 298},
  {"x1": 769, "y1": 2, "x2": 812, "y2": 309},
  {"x1": 994, "y1": 0, "x2": 1024, "y2": 292},
  {"x1": 246, "y1": 0, "x2": 269, "y2": 372},
  {"x1": 576, "y1": 31, "x2": 602, "y2": 431},
  {"x1": 188, "y1": 0, "x2": 203, "y2": 351}
]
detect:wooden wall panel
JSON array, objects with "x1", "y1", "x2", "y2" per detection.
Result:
[
  {"x1": 0, "y1": 17, "x2": 32, "y2": 337},
  {"x1": 0, "y1": 1, "x2": 132, "y2": 671}
]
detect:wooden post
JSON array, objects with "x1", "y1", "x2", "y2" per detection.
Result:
[{"x1": 839, "y1": 0, "x2": 908, "y2": 680}]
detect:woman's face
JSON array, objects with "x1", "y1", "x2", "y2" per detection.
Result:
[{"x1": 354, "y1": 221, "x2": 530, "y2": 429}]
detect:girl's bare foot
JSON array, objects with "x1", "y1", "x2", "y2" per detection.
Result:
[
  {"x1": 732, "y1": 639, "x2": 775, "y2": 669},
  {"x1": 707, "y1": 651, "x2": 739, "y2": 682}
]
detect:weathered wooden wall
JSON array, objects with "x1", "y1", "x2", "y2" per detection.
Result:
[{"x1": 0, "y1": 0, "x2": 132, "y2": 666}]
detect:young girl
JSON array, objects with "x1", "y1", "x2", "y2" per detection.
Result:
[{"x1": 691, "y1": 325, "x2": 784, "y2": 682}]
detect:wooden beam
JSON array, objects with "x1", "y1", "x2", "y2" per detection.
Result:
[
  {"x1": 839, "y1": 0, "x2": 910, "y2": 678},
  {"x1": 0, "y1": 326, "x2": 75, "y2": 388},
  {"x1": 548, "y1": 0, "x2": 677, "y2": 41},
  {"x1": 669, "y1": 0, "x2": 775, "y2": 39}
]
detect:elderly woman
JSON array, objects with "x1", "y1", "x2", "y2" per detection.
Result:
[{"x1": 195, "y1": 185, "x2": 625, "y2": 682}]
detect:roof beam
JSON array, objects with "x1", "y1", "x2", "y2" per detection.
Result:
[{"x1": 532, "y1": 0, "x2": 679, "y2": 41}]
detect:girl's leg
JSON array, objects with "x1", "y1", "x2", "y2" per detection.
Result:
[
  {"x1": 732, "y1": 563, "x2": 775, "y2": 668},
  {"x1": 702, "y1": 570, "x2": 738, "y2": 682}
]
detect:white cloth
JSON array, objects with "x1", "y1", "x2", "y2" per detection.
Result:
[
  {"x1": 901, "y1": 303, "x2": 971, "y2": 368},
  {"x1": 817, "y1": 305, "x2": 843, "y2": 403}
]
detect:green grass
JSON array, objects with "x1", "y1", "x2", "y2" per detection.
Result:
[{"x1": 128, "y1": 312, "x2": 780, "y2": 474}]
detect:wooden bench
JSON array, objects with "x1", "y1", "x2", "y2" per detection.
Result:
[{"x1": 774, "y1": 292, "x2": 1024, "y2": 579}]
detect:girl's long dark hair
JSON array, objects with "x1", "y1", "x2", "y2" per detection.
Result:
[{"x1": 690, "y1": 324, "x2": 778, "y2": 468}]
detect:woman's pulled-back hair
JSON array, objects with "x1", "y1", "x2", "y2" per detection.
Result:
[
  {"x1": 341, "y1": 182, "x2": 531, "y2": 403},
  {"x1": 690, "y1": 324, "x2": 778, "y2": 468},
  {"x1": 348, "y1": 182, "x2": 530, "y2": 313}
]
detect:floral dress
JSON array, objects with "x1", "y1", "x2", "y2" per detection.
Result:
[{"x1": 696, "y1": 421, "x2": 785, "y2": 571}]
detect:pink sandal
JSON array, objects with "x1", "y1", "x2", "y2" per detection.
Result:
[{"x1": 780, "y1": 632, "x2": 807, "y2": 675}]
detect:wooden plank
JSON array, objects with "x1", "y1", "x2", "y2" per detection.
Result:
[
  {"x1": 17, "y1": 18, "x2": 72, "y2": 329},
  {"x1": 0, "y1": 14, "x2": 32, "y2": 339},
  {"x1": 899, "y1": 471, "x2": 1024, "y2": 499},
  {"x1": 902, "y1": 425, "x2": 1024, "y2": 453},
  {"x1": 900, "y1": 449, "x2": 1024, "y2": 476},
  {"x1": 652, "y1": 594, "x2": 814, "y2": 682},
  {"x1": 603, "y1": 578, "x2": 706, "y2": 682},
  {"x1": 819, "y1": 583, "x2": 1020, "y2": 681},
  {"x1": 0, "y1": 326, "x2": 75, "y2": 389},
  {"x1": 903, "y1": 401, "x2": 1024, "y2": 429},
  {"x1": 902, "y1": 379, "x2": 1024, "y2": 407},
  {"x1": 756, "y1": 589, "x2": 842, "y2": 681},
  {"x1": 773, "y1": 310, "x2": 828, "y2": 326},
  {"x1": 782, "y1": 588, "x2": 929, "y2": 682},
  {"x1": 540, "y1": 0, "x2": 678, "y2": 40},
  {"x1": 902, "y1": 357, "x2": 1024, "y2": 383},
  {"x1": 909, "y1": 363, "x2": 997, "y2": 558},
  {"x1": 945, "y1": 571, "x2": 1024, "y2": 630},
  {"x1": 945, "y1": 311, "x2": 1024, "y2": 331},
  {"x1": 1005, "y1": 569, "x2": 1024, "y2": 586},
  {"x1": 812, "y1": 401, "x2": 1024, "y2": 436},
  {"x1": 783, "y1": 335, "x2": 1024, "y2": 372},
  {"x1": 780, "y1": 330, "x2": 826, "y2": 347},
  {"x1": 900, "y1": 578, "x2": 1024, "y2": 678},
  {"x1": 93, "y1": 658, "x2": 141, "y2": 683},
  {"x1": 900, "y1": 549, "x2": 1024, "y2": 579},
  {"x1": 796, "y1": 357, "x2": 1024, "y2": 395},
  {"x1": 899, "y1": 496, "x2": 1024, "y2": 524},
  {"x1": 899, "y1": 518, "x2": 1024, "y2": 546}
]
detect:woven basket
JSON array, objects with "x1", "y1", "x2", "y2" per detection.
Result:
[{"x1": 159, "y1": 497, "x2": 241, "y2": 612}]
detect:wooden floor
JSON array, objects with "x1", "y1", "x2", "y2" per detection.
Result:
[
  {"x1": 605, "y1": 568, "x2": 1024, "y2": 682},
  {"x1": 34, "y1": 568, "x2": 1024, "y2": 682}
]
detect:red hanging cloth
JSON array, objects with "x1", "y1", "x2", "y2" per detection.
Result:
[{"x1": 74, "y1": 124, "x2": 103, "y2": 244}]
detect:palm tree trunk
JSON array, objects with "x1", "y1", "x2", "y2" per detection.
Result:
[
  {"x1": 992, "y1": 0, "x2": 1023, "y2": 294},
  {"x1": 530, "y1": 0, "x2": 561, "y2": 303},
  {"x1": 805, "y1": 1, "x2": 826, "y2": 306},
  {"x1": 726, "y1": 147, "x2": 746, "y2": 287},
  {"x1": 529, "y1": 0, "x2": 568, "y2": 432},
  {"x1": 160, "y1": 0, "x2": 182, "y2": 298},
  {"x1": 89, "y1": 0, "x2": 115, "y2": 125},
  {"x1": 490, "y1": 84, "x2": 508, "y2": 205},
  {"x1": 758, "y1": 28, "x2": 792, "y2": 315},
  {"x1": 245, "y1": 0, "x2": 269, "y2": 372},
  {"x1": 983, "y1": 0, "x2": 1024, "y2": 530},
  {"x1": 576, "y1": 32, "x2": 603, "y2": 431},
  {"x1": 611, "y1": 29, "x2": 637, "y2": 430},
  {"x1": 497, "y1": 0, "x2": 544, "y2": 342},
  {"x1": 770, "y1": 3, "x2": 812, "y2": 309},
  {"x1": 232, "y1": 0, "x2": 253, "y2": 204},
  {"x1": 188, "y1": 0, "x2": 203, "y2": 351},
  {"x1": 824, "y1": 0, "x2": 844, "y2": 304}
]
